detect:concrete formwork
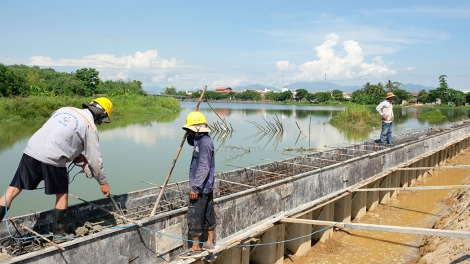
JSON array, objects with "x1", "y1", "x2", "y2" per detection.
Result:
[{"x1": 1, "y1": 121, "x2": 470, "y2": 263}]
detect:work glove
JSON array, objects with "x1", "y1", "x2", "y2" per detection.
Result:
[{"x1": 100, "y1": 183, "x2": 110, "y2": 196}]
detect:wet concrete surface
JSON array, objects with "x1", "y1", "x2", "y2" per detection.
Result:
[{"x1": 285, "y1": 151, "x2": 470, "y2": 264}]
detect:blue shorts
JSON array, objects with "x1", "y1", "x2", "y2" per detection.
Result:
[{"x1": 10, "y1": 154, "x2": 69, "y2": 195}]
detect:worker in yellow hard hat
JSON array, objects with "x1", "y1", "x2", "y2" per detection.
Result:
[
  {"x1": 179, "y1": 111, "x2": 217, "y2": 259},
  {"x1": 0, "y1": 97, "x2": 113, "y2": 243}
]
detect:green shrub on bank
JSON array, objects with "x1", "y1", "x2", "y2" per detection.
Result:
[
  {"x1": 330, "y1": 104, "x2": 381, "y2": 128},
  {"x1": 418, "y1": 111, "x2": 446, "y2": 120},
  {"x1": 0, "y1": 95, "x2": 181, "y2": 121}
]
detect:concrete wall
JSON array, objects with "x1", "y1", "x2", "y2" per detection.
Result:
[{"x1": 2, "y1": 121, "x2": 470, "y2": 263}]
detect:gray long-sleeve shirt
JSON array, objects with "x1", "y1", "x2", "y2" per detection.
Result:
[
  {"x1": 24, "y1": 107, "x2": 108, "y2": 184},
  {"x1": 189, "y1": 134, "x2": 215, "y2": 194}
]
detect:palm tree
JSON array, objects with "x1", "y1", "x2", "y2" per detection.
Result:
[
  {"x1": 377, "y1": 82, "x2": 384, "y2": 94},
  {"x1": 363, "y1": 82, "x2": 372, "y2": 94},
  {"x1": 385, "y1": 80, "x2": 394, "y2": 92}
]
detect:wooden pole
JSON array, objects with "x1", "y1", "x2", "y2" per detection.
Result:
[
  {"x1": 8, "y1": 218, "x2": 65, "y2": 251},
  {"x1": 395, "y1": 165, "x2": 470, "y2": 170},
  {"x1": 280, "y1": 218, "x2": 470, "y2": 239},
  {"x1": 149, "y1": 85, "x2": 208, "y2": 217},
  {"x1": 353, "y1": 185, "x2": 470, "y2": 192},
  {"x1": 108, "y1": 194, "x2": 127, "y2": 224},
  {"x1": 69, "y1": 193, "x2": 141, "y2": 226}
]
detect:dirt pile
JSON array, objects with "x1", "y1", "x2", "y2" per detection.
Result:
[
  {"x1": 415, "y1": 179, "x2": 470, "y2": 263},
  {"x1": 285, "y1": 148, "x2": 470, "y2": 264}
]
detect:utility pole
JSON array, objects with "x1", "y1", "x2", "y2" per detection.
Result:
[{"x1": 324, "y1": 73, "x2": 326, "y2": 91}]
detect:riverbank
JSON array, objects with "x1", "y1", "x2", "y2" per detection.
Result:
[
  {"x1": 0, "y1": 94, "x2": 181, "y2": 122},
  {"x1": 184, "y1": 98, "x2": 470, "y2": 110},
  {"x1": 284, "y1": 146, "x2": 470, "y2": 264}
]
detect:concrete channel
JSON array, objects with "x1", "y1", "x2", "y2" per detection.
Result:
[{"x1": 1, "y1": 120, "x2": 470, "y2": 263}]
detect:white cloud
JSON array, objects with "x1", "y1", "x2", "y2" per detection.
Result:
[
  {"x1": 279, "y1": 33, "x2": 396, "y2": 83},
  {"x1": 211, "y1": 77, "x2": 248, "y2": 88},
  {"x1": 275, "y1": 61, "x2": 297, "y2": 71},
  {"x1": 29, "y1": 50, "x2": 177, "y2": 70},
  {"x1": 100, "y1": 122, "x2": 178, "y2": 146},
  {"x1": 161, "y1": 58, "x2": 177, "y2": 68},
  {"x1": 152, "y1": 75, "x2": 165, "y2": 83},
  {"x1": 27, "y1": 50, "x2": 182, "y2": 86}
]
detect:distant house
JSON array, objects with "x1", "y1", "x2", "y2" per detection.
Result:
[
  {"x1": 408, "y1": 92, "x2": 419, "y2": 103},
  {"x1": 343, "y1": 92, "x2": 352, "y2": 99},
  {"x1": 261, "y1": 88, "x2": 271, "y2": 94},
  {"x1": 281, "y1": 86, "x2": 297, "y2": 93},
  {"x1": 215, "y1": 86, "x2": 237, "y2": 93}
]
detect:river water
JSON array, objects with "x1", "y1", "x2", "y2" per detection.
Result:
[{"x1": 0, "y1": 102, "x2": 469, "y2": 217}]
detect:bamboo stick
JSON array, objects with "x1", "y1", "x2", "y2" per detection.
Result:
[
  {"x1": 141, "y1": 180, "x2": 183, "y2": 193},
  {"x1": 257, "y1": 158, "x2": 321, "y2": 169},
  {"x1": 225, "y1": 164, "x2": 287, "y2": 177},
  {"x1": 8, "y1": 218, "x2": 65, "y2": 251},
  {"x1": 69, "y1": 193, "x2": 141, "y2": 226},
  {"x1": 217, "y1": 179, "x2": 255, "y2": 189},
  {"x1": 149, "y1": 85, "x2": 207, "y2": 217},
  {"x1": 395, "y1": 165, "x2": 470, "y2": 170},
  {"x1": 279, "y1": 218, "x2": 470, "y2": 239},
  {"x1": 108, "y1": 195, "x2": 127, "y2": 224},
  {"x1": 353, "y1": 185, "x2": 470, "y2": 192}
]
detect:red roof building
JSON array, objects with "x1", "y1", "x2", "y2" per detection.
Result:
[{"x1": 215, "y1": 87, "x2": 237, "y2": 93}]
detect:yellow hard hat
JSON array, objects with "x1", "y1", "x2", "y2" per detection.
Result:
[
  {"x1": 92, "y1": 97, "x2": 113, "y2": 122},
  {"x1": 182, "y1": 111, "x2": 210, "y2": 133}
]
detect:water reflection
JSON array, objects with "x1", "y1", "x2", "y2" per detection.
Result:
[
  {"x1": 1, "y1": 102, "x2": 469, "y2": 217},
  {"x1": 0, "y1": 120, "x2": 43, "y2": 155},
  {"x1": 330, "y1": 123, "x2": 374, "y2": 141}
]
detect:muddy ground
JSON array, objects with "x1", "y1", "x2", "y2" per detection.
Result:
[
  {"x1": 415, "y1": 180, "x2": 470, "y2": 263},
  {"x1": 285, "y1": 148, "x2": 470, "y2": 264}
]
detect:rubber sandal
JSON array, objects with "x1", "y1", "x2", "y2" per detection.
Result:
[
  {"x1": 178, "y1": 249, "x2": 203, "y2": 259},
  {"x1": 202, "y1": 243, "x2": 216, "y2": 253}
]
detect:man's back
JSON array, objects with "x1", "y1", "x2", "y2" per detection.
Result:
[{"x1": 24, "y1": 107, "x2": 96, "y2": 167}]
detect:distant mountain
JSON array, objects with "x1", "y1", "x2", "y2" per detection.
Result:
[
  {"x1": 234, "y1": 82, "x2": 361, "y2": 93},
  {"x1": 234, "y1": 82, "x2": 435, "y2": 93},
  {"x1": 143, "y1": 86, "x2": 164, "y2": 95},
  {"x1": 287, "y1": 82, "x2": 361, "y2": 93},
  {"x1": 400, "y1": 83, "x2": 434, "y2": 92},
  {"x1": 233, "y1": 84, "x2": 278, "y2": 91}
]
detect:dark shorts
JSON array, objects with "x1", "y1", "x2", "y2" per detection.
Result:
[
  {"x1": 10, "y1": 154, "x2": 69, "y2": 195},
  {"x1": 187, "y1": 192, "x2": 216, "y2": 236}
]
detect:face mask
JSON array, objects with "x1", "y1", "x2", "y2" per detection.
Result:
[{"x1": 186, "y1": 131, "x2": 196, "y2": 146}]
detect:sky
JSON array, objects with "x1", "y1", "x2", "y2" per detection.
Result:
[{"x1": 1, "y1": 0, "x2": 469, "y2": 91}]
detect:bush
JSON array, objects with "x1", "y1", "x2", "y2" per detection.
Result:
[{"x1": 330, "y1": 104, "x2": 381, "y2": 128}]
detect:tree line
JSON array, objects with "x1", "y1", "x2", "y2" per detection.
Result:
[
  {"x1": 164, "y1": 75, "x2": 469, "y2": 106},
  {"x1": 2, "y1": 64, "x2": 467, "y2": 107},
  {"x1": 351, "y1": 75, "x2": 468, "y2": 106},
  {"x1": 0, "y1": 64, "x2": 147, "y2": 97}
]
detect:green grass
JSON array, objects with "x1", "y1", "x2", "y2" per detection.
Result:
[
  {"x1": 0, "y1": 94, "x2": 181, "y2": 122},
  {"x1": 330, "y1": 104, "x2": 381, "y2": 128},
  {"x1": 0, "y1": 95, "x2": 182, "y2": 152},
  {"x1": 418, "y1": 110, "x2": 446, "y2": 120}
]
